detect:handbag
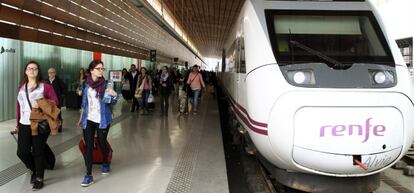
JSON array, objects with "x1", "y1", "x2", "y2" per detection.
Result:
[
  {"x1": 135, "y1": 87, "x2": 143, "y2": 99},
  {"x1": 122, "y1": 79, "x2": 131, "y2": 91},
  {"x1": 147, "y1": 92, "x2": 154, "y2": 103},
  {"x1": 185, "y1": 84, "x2": 193, "y2": 98},
  {"x1": 37, "y1": 120, "x2": 51, "y2": 134},
  {"x1": 25, "y1": 84, "x2": 51, "y2": 134},
  {"x1": 76, "y1": 86, "x2": 82, "y2": 96},
  {"x1": 134, "y1": 76, "x2": 145, "y2": 99}
]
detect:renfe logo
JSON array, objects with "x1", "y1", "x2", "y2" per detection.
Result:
[{"x1": 319, "y1": 118, "x2": 386, "y2": 143}]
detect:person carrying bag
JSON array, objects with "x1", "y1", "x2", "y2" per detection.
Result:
[
  {"x1": 16, "y1": 61, "x2": 59, "y2": 191},
  {"x1": 77, "y1": 60, "x2": 119, "y2": 187}
]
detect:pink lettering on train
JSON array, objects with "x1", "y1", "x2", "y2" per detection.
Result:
[{"x1": 319, "y1": 118, "x2": 386, "y2": 143}]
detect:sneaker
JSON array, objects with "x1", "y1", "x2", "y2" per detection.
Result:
[
  {"x1": 81, "y1": 175, "x2": 94, "y2": 187},
  {"x1": 32, "y1": 179, "x2": 43, "y2": 191},
  {"x1": 101, "y1": 163, "x2": 110, "y2": 174}
]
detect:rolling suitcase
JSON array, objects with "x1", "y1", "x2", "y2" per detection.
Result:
[
  {"x1": 178, "y1": 95, "x2": 188, "y2": 113},
  {"x1": 79, "y1": 137, "x2": 113, "y2": 164},
  {"x1": 10, "y1": 130, "x2": 56, "y2": 170}
]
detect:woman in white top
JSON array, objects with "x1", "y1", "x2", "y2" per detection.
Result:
[
  {"x1": 77, "y1": 60, "x2": 118, "y2": 187},
  {"x1": 16, "y1": 61, "x2": 59, "y2": 190}
]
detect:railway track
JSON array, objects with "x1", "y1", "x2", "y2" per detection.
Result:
[
  {"x1": 406, "y1": 143, "x2": 414, "y2": 160},
  {"x1": 403, "y1": 143, "x2": 414, "y2": 165}
]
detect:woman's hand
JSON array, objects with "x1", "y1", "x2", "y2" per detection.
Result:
[
  {"x1": 32, "y1": 100, "x2": 39, "y2": 108},
  {"x1": 77, "y1": 119, "x2": 82, "y2": 128},
  {"x1": 105, "y1": 88, "x2": 117, "y2": 97}
]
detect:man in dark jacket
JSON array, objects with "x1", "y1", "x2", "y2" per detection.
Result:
[
  {"x1": 126, "y1": 64, "x2": 139, "y2": 112},
  {"x1": 47, "y1": 67, "x2": 66, "y2": 132}
]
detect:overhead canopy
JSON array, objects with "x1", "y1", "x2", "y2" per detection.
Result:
[{"x1": 162, "y1": 0, "x2": 245, "y2": 57}]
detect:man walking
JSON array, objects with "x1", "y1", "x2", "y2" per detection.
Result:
[
  {"x1": 47, "y1": 67, "x2": 66, "y2": 132},
  {"x1": 126, "y1": 64, "x2": 139, "y2": 112}
]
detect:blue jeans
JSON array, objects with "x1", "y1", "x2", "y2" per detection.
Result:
[
  {"x1": 190, "y1": 89, "x2": 201, "y2": 111},
  {"x1": 140, "y1": 89, "x2": 150, "y2": 111}
]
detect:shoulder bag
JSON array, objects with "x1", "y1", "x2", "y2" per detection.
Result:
[{"x1": 25, "y1": 84, "x2": 51, "y2": 134}]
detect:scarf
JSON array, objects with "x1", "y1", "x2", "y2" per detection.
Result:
[{"x1": 86, "y1": 75, "x2": 105, "y2": 98}]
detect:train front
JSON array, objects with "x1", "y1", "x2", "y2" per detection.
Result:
[{"x1": 254, "y1": 1, "x2": 414, "y2": 192}]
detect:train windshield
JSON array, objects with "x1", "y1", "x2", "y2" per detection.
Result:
[{"x1": 266, "y1": 11, "x2": 395, "y2": 66}]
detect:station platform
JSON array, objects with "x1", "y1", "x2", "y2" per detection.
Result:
[{"x1": 0, "y1": 93, "x2": 229, "y2": 193}]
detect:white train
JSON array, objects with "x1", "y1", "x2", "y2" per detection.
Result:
[{"x1": 218, "y1": 0, "x2": 414, "y2": 192}]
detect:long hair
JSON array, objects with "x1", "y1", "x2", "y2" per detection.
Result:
[
  {"x1": 86, "y1": 60, "x2": 104, "y2": 75},
  {"x1": 139, "y1": 67, "x2": 149, "y2": 84},
  {"x1": 18, "y1": 61, "x2": 43, "y2": 89}
]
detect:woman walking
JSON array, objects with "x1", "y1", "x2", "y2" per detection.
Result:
[
  {"x1": 16, "y1": 61, "x2": 59, "y2": 190},
  {"x1": 121, "y1": 68, "x2": 132, "y2": 101},
  {"x1": 159, "y1": 66, "x2": 174, "y2": 116},
  {"x1": 77, "y1": 60, "x2": 119, "y2": 187},
  {"x1": 135, "y1": 67, "x2": 152, "y2": 115},
  {"x1": 187, "y1": 65, "x2": 205, "y2": 114}
]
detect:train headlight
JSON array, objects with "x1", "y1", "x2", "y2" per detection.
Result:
[
  {"x1": 287, "y1": 70, "x2": 315, "y2": 85},
  {"x1": 371, "y1": 70, "x2": 394, "y2": 85}
]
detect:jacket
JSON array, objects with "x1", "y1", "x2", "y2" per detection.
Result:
[
  {"x1": 80, "y1": 83, "x2": 119, "y2": 129},
  {"x1": 159, "y1": 74, "x2": 174, "y2": 95},
  {"x1": 126, "y1": 71, "x2": 139, "y2": 92},
  {"x1": 46, "y1": 76, "x2": 66, "y2": 108},
  {"x1": 30, "y1": 98, "x2": 61, "y2": 136}
]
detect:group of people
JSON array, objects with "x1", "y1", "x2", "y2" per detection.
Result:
[
  {"x1": 16, "y1": 60, "x2": 118, "y2": 190},
  {"x1": 120, "y1": 64, "x2": 210, "y2": 115},
  {"x1": 120, "y1": 64, "x2": 179, "y2": 115},
  {"x1": 15, "y1": 60, "x2": 214, "y2": 191}
]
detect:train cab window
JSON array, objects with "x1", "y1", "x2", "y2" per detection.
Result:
[{"x1": 265, "y1": 10, "x2": 395, "y2": 66}]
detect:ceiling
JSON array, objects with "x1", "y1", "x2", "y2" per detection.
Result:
[{"x1": 162, "y1": 0, "x2": 245, "y2": 57}]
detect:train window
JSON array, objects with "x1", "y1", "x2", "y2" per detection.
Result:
[
  {"x1": 226, "y1": 41, "x2": 236, "y2": 72},
  {"x1": 265, "y1": 10, "x2": 395, "y2": 66},
  {"x1": 240, "y1": 37, "x2": 246, "y2": 73},
  {"x1": 235, "y1": 39, "x2": 240, "y2": 72}
]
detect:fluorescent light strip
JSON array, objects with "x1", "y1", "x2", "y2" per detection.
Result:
[
  {"x1": 38, "y1": 29, "x2": 50, "y2": 33},
  {"x1": 1, "y1": 3, "x2": 20, "y2": 10},
  {"x1": 21, "y1": 25, "x2": 35, "y2": 30},
  {"x1": 23, "y1": 10, "x2": 35, "y2": 15},
  {"x1": 55, "y1": 20, "x2": 65, "y2": 24},
  {"x1": 39, "y1": 15, "x2": 52, "y2": 20},
  {"x1": 0, "y1": 20, "x2": 17, "y2": 26}
]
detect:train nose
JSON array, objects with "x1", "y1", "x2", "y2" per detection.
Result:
[
  {"x1": 267, "y1": 91, "x2": 414, "y2": 176},
  {"x1": 292, "y1": 106, "x2": 403, "y2": 175}
]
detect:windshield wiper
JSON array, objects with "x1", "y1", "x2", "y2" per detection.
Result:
[{"x1": 289, "y1": 40, "x2": 347, "y2": 69}]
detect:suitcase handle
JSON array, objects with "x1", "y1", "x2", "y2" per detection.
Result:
[{"x1": 10, "y1": 130, "x2": 18, "y2": 142}]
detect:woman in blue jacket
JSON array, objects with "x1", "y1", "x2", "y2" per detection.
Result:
[{"x1": 77, "y1": 60, "x2": 119, "y2": 187}]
